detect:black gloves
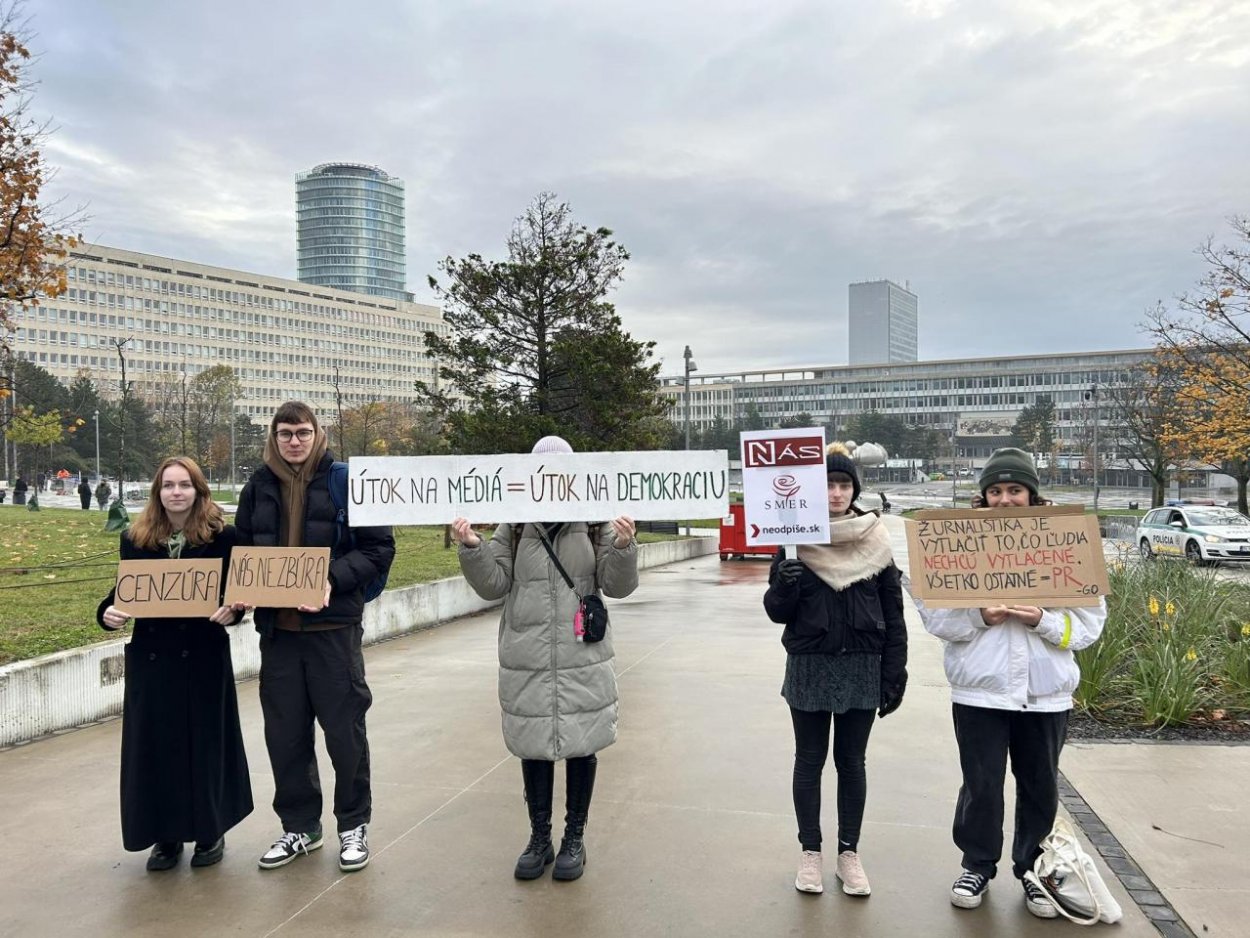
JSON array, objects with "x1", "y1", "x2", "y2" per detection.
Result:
[
  {"x1": 878, "y1": 687, "x2": 905, "y2": 718},
  {"x1": 776, "y1": 558, "x2": 805, "y2": 584}
]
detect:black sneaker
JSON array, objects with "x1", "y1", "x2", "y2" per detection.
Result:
[
  {"x1": 1023, "y1": 876, "x2": 1059, "y2": 918},
  {"x1": 190, "y1": 836, "x2": 225, "y2": 868},
  {"x1": 950, "y1": 869, "x2": 990, "y2": 909},
  {"x1": 258, "y1": 829, "x2": 323, "y2": 869},
  {"x1": 146, "y1": 841, "x2": 183, "y2": 872}
]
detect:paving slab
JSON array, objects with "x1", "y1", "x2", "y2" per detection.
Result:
[
  {"x1": 1062, "y1": 742, "x2": 1250, "y2": 937},
  {"x1": 0, "y1": 529, "x2": 1161, "y2": 937}
]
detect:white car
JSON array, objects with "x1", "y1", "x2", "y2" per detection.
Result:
[{"x1": 1136, "y1": 506, "x2": 1250, "y2": 564}]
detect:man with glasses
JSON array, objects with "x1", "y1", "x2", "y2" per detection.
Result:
[{"x1": 235, "y1": 401, "x2": 395, "y2": 873}]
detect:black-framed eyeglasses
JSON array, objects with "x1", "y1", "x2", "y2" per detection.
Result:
[{"x1": 276, "y1": 429, "x2": 315, "y2": 442}]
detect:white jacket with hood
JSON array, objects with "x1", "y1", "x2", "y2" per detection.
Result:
[{"x1": 918, "y1": 600, "x2": 1106, "y2": 712}]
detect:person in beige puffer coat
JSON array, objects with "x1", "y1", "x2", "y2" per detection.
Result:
[{"x1": 452, "y1": 435, "x2": 639, "y2": 883}]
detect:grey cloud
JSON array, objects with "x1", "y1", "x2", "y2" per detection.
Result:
[{"x1": 29, "y1": 0, "x2": 1250, "y2": 378}]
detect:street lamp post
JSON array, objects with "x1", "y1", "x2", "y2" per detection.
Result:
[
  {"x1": 1085, "y1": 385, "x2": 1100, "y2": 511},
  {"x1": 230, "y1": 400, "x2": 237, "y2": 496},
  {"x1": 683, "y1": 345, "x2": 697, "y2": 449},
  {"x1": 950, "y1": 418, "x2": 959, "y2": 507},
  {"x1": 93, "y1": 408, "x2": 100, "y2": 482}
]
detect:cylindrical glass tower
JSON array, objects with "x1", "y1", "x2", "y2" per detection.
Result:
[{"x1": 296, "y1": 162, "x2": 408, "y2": 300}]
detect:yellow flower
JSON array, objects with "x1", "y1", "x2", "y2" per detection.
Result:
[
  {"x1": 1162, "y1": 621, "x2": 1171, "y2": 632},
  {"x1": 1185, "y1": 647, "x2": 1197, "y2": 662},
  {"x1": 1148, "y1": 596, "x2": 1160, "y2": 617},
  {"x1": 1165, "y1": 601, "x2": 1176, "y2": 617},
  {"x1": 1241, "y1": 624, "x2": 1250, "y2": 638}
]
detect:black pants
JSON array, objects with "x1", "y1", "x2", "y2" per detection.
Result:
[
  {"x1": 951, "y1": 703, "x2": 1068, "y2": 880},
  {"x1": 789, "y1": 707, "x2": 876, "y2": 852},
  {"x1": 259, "y1": 625, "x2": 373, "y2": 833}
]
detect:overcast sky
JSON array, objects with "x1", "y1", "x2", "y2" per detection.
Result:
[{"x1": 30, "y1": 0, "x2": 1250, "y2": 376}]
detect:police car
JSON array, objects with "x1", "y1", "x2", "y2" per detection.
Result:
[{"x1": 1136, "y1": 506, "x2": 1250, "y2": 564}]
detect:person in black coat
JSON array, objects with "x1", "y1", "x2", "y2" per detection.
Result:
[
  {"x1": 13, "y1": 475, "x2": 27, "y2": 506},
  {"x1": 763, "y1": 443, "x2": 908, "y2": 899},
  {"x1": 234, "y1": 401, "x2": 394, "y2": 874},
  {"x1": 78, "y1": 479, "x2": 92, "y2": 510},
  {"x1": 97, "y1": 456, "x2": 253, "y2": 872}
]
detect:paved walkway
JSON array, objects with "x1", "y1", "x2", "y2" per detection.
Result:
[{"x1": 0, "y1": 517, "x2": 1242, "y2": 935}]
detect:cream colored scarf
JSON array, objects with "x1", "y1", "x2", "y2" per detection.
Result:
[{"x1": 796, "y1": 511, "x2": 895, "y2": 591}]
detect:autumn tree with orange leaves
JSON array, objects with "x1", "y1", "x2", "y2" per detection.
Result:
[
  {"x1": 0, "y1": 2, "x2": 80, "y2": 421},
  {"x1": 1160, "y1": 352, "x2": 1250, "y2": 513},
  {"x1": 1145, "y1": 217, "x2": 1250, "y2": 513}
]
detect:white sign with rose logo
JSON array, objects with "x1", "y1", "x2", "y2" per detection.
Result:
[{"x1": 738, "y1": 427, "x2": 831, "y2": 547}]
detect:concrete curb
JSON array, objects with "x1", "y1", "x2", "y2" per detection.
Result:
[{"x1": 0, "y1": 536, "x2": 717, "y2": 748}]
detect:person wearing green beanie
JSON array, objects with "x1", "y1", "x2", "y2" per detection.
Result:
[{"x1": 978, "y1": 448, "x2": 1043, "y2": 503}]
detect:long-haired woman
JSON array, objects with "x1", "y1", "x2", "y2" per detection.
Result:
[{"x1": 97, "y1": 456, "x2": 253, "y2": 871}]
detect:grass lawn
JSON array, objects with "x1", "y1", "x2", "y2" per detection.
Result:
[{"x1": 0, "y1": 507, "x2": 681, "y2": 665}]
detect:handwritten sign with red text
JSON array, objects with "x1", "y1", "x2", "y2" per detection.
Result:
[{"x1": 905, "y1": 506, "x2": 1109, "y2": 608}]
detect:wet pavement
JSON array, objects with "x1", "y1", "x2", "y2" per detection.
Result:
[{"x1": 0, "y1": 516, "x2": 1239, "y2": 935}]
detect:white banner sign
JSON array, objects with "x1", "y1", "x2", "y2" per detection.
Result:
[
  {"x1": 739, "y1": 428, "x2": 830, "y2": 546},
  {"x1": 347, "y1": 451, "x2": 729, "y2": 526}
]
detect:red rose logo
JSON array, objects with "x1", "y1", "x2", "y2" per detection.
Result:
[{"x1": 772, "y1": 474, "x2": 801, "y2": 498}]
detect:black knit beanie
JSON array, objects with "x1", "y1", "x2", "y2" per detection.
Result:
[
  {"x1": 825, "y1": 443, "x2": 861, "y2": 502},
  {"x1": 979, "y1": 447, "x2": 1040, "y2": 497}
]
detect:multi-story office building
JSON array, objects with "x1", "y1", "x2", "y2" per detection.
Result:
[
  {"x1": 659, "y1": 348, "x2": 1152, "y2": 468},
  {"x1": 7, "y1": 243, "x2": 447, "y2": 421},
  {"x1": 296, "y1": 162, "x2": 409, "y2": 301},
  {"x1": 848, "y1": 279, "x2": 918, "y2": 364}
]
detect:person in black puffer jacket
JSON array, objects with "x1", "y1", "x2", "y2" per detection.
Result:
[
  {"x1": 235, "y1": 401, "x2": 394, "y2": 875},
  {"x1": 763, "y1": 443, "x2": 907, "y2": 900}
]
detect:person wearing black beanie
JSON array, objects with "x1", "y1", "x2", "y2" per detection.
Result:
[
  {"x1": 918, "y1": 453, "x2": 1105, "y2": 918},
  {"x1": 763, "y1": 442, "x2": 907, "y2": 899}
]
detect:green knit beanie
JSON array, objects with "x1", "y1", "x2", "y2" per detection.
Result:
[{"x1": 979, "y1": 447, "x2": 1040, "y2": 496}]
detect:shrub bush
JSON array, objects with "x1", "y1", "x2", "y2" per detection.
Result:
[{"x1": 1076, "y1": 559, "x2": 1250, "y2": 726}]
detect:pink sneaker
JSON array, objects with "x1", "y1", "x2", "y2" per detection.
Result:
[
  {"x1": 795, "y1": 850, "x2": 823, "y2": 893},
  {"x1": 836, "y1": 850, "x2": 871, "y2": 896}
]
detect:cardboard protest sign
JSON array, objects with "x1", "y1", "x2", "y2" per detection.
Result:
[
  {"x1": 346, "y1": 451, "x2": 729, "y2": 526},
  {"x1": 224, "y1": 547, "x2": 331, "y2": 609},
  {"x1": 113, "y1": 559, "x2": 223, "y2": 618},
  {"x1": 739, "y1": 428, "x2": 830, "y2": 547},
  {"x1": 906, "y1": 506, "x2": 1110, "y2": 608}
]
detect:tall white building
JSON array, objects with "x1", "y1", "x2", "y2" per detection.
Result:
[{"x1": 848, "y1": 279, "x2": 918, "y2": 365}]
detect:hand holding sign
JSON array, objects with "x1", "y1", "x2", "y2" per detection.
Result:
[
  {"x1": 101, "y1": 605, "x2": 129, "y2": 630},
  {"x1": 297, "y1": 580, "x2": 332, "y2": 614},
  {"x1": 450, "y1": 517, "x2": 481, "y2": 548},
  {"x1": 208, "y1": 605, "x2": 241, "y2": 625},
  {"x1": 610, "y1": 515, "x2": 635, "y2": 548},
  {"x1": 980, "y1": 604, "x2": 1043, "y2": 627}
]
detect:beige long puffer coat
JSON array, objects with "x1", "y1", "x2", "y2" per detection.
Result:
[{"x1": 458, "y1": 522, "x2": 639, "y2": 760}]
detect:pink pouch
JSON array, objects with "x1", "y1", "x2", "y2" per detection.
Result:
[{"x1": 573, "y1": 604, "x2": 586, "y2": 640}]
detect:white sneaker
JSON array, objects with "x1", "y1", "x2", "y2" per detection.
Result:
[
  {"x1": 258, "y1": 829, "x2": 323, "y2": 869},
  {"x1": 795, "y1": 850, "x2": 823, "y2": 893},
  {"x1": 339, "y1": 823, "x2": 370, "y2": 871},
  {"x1": 836, "y1": 850, "x2": 871, "y2": 896}
]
